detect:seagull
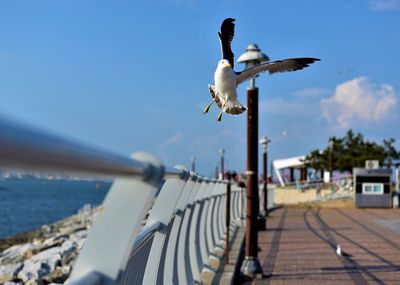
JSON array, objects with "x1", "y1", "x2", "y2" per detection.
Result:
[
  {"x1": 203, "y1": 18, "x2": 320, "y2": 121},
  {"x1": 336, "y1": 244, "x2": 352, "y2": 258}
]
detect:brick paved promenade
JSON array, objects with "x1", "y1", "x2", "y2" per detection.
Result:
[{"x1": 248, "y1": 207, "x2": 400, "y2": 285}]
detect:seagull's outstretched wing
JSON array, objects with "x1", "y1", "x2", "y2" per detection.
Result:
[
  {"x1": 236, "y1": 58, "x2": 320, "y2": 85},
  {"x1": 218, "y1": 18, "x2": 235, "y2": 68}
]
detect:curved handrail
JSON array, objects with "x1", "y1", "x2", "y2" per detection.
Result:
[{"x1": 0, "y1": 118, "x2": 184, "y2": 180}]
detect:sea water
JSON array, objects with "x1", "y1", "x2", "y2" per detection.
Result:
[{"x1": 0, "y1": 178, "x2": 111, "y2": 239}]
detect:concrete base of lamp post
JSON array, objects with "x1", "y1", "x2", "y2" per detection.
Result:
[{"x1": 240, "y1": 256, "x2": 263, "y2": 278}]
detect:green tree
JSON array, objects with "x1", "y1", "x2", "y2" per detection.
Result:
[{"x1": 304, "y1": 129, "x2": 399, "y2": 173}]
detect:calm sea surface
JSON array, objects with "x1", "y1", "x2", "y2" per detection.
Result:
[{"x1": 0, "y1": 178, "x2": 111, "y2": 239}]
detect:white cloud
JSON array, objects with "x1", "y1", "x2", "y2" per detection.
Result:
[
  {"x1": 321, "y1": 77, "x2": 397, "y2": 128},
  {"x1": 291, "y1": 87, "x2": 331, "y2": 98},
  {"x1": 368, "y1": 0, "x2": 400, "y2": 10},
  {"x1": 159, "y1": 132, "x2": 183, "y2": 148}
]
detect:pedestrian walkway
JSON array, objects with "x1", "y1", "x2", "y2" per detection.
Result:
[{"x1": 248, "y1": 207, "x2": 400, "y2": 284}]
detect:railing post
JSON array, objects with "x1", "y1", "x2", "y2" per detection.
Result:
[
  {"x1": 225, "y1": 174, "x2": 231, "y2": 264},
  {"x1": 177, "y1": 173, "x2": 199, "y2": 284},
  {"x1": 140, "y1": 165, "x2": 189, "y2": 285},
  {"x1": 68, "y1": 152, "x2": 165, "y2": 285},
  {"x1": 205, "y1": 180, "x2": 219, "y2": 258},
  {"x1": 163, "y1": 174, "x2": 197, "y2": 284},
  {"x1": 239, "y1": 182, "x2": 245, "y2": 221}
]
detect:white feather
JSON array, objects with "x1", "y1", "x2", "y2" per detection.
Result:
[{"x1": 213, "y1": 59, "x2": 246, "y2": 115}]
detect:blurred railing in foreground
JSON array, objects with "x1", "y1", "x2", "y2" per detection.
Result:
[{"x1": 0, "y1": 118, "x2": 244, "y2": 285}]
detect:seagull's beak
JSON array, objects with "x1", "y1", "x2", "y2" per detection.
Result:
[{"x1": 224, "y1": 63, "x2": 232, "y2": 68}]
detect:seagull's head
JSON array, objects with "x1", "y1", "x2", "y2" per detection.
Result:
[{"x1": 218, "y1": 59, "x2": 232, "y2": 69}]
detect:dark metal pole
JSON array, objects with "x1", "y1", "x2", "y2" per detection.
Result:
[
  {"x1": 221, "y1": 153, "x2": 225, "y2": 178},
  {"x1": 329, "y1": 140, "x2": 333, "y2": 183},
  {"x1": 191, "y1": 157, "x2": 195, "y2": 172},
  {"x1": 241, "y1": 87, "x2": 262, "y2": 277},
  {"x1": 263, "y1": 150, "x2": 268, "y2": 216},
  {"x1": 329, "y1": 149, "x2": 333, "y2": 181},
  {"x1": 329, "y1": 143, "x2": 333, "y2": 191},
  {"x1": 290, "y1": 167, "x2": 294, "y2": 182},
  {"x1": 225, "y1": 173, "x2": 231, "y2": 264}
]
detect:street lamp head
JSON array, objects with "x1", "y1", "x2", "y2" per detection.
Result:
[
  {"x1": 237, "y1": 43, "x2": 270, "y2": 69},
  {"x1": 259, "y1": 136, "x2": 271, "y2": 151},
  {"x1": 219, "y1": 149, "x2": 225, "y2": 156}
]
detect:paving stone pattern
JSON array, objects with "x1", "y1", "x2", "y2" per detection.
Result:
[{"x1": 248, "y1": 208, "x2": 400, "y2": 285}]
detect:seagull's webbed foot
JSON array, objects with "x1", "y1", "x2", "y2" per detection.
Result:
[
  {"x1": 203, "y1": 99, "x2": 215, "y2": 114},
  {"x1": 216, "y1": 111, "x2": 223, "y2": 122}
]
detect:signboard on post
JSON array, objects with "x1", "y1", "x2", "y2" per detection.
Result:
[{"x1": 366, "y1": 160, "x2": 379, "y2": 169}]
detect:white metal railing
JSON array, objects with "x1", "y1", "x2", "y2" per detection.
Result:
[{"x1": 0, "y1": 118, "x2": 244, "y2": 285}]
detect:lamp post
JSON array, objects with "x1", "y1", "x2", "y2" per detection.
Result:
[
  {"x1": 318, "y1": 149, "x2": 324, "y2": 180},
  {"x1": 219, "y1": 148, "x2": 225, "y2": 180},
  {"x1": 238, "y1": 43, "x2": 269, "y2": 278},
  {"x1": 329, "y1": 139, "x2": 334, "y2": 190},
  {"x1": 395, "y1": 162, "x2": 400, "y2": 194},
  {"x1": 259, "y1": 136, "x2": 271, "y2": 217},
  {"x1": 190, "y1": 156, "x2": 196, "y2": 172}
]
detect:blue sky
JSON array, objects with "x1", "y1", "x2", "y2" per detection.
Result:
[{"x1": 0, "y1": 0, "x2": 399, "y2": 176}]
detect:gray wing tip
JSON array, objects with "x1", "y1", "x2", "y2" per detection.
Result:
[{"x1": 301, "y1": 58, "x2": 321, "y2": 64}]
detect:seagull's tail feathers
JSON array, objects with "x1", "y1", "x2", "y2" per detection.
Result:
[{"x1": 223, "y1": 99, "x2": 247, "y2": 115}]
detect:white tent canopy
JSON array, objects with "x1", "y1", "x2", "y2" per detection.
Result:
[{"x1": 273, "y1": 156, "x2": 306, "y2": 186}]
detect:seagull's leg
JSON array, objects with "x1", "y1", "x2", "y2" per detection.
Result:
[
  {"x1": 216, "y1": 111, "x2": 223, "y2": 122},
  {"x1": 216, "y1": 101, "x2": 226, "y2": 122},
  {"x1": 203, "y1": 98, "x2": 215, "y2": 114}
]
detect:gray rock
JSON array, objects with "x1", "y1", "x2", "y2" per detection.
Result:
[
  {"x1": 60, "y1": 240, "x2": 77, "y2": 254},
  {"x1": 25, "y1": 279, "x2": 44, "y2": 285},
  {"x1": 40, "y1": 235, "x2": 68, "y2": 250},
  {"x1": 69, "y1": 230, "x2": 88, "y2": 242},
  {"x1": 42, "y1": 266, "x2": 70, "y2": 284},
  {"x1": 31, "y1": 250, "x2": 61, "y2": 272},
  {"x1": 4, "y1": 281, "x2": 23, "y2": 285},
  {"x1": 60, "y1": 250, "x2": 77, "y2": 267},
  {"x1": 0, "y1": 262, "x2": 23, "y2": 283},
  {"x1": 17, "y1": 259, "x2": 51, "y2": 282},
  {"x1": 0, "y1": 243, "x2": 33, "y2": 264},
  {"x1": 28, "y1": 239, "x2": 78, "y2": 273},
  {"x1": 76, "y1": 238, "x2": 86, "y2": 251},
  {"x1": 41, "y1": 225, "x2": 51, "y2": 234},
  {"x1": 59, "y1": 226, "x2": 86, "y2": 236}
]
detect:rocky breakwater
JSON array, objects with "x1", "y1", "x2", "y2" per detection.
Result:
[{"x1": 0, "y1": 205, "x2": 100, "y2": 285}]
